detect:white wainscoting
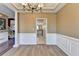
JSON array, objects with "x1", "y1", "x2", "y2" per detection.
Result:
[
  {"x1": 19, "y1": 33, "x2": 57, "y2": 45},
  {"x1": 57, "y1": 34, "x2": 79, "y2": 56},
  {"x1": 46, "y1": 33, "x2": 56, "y2": 45},
  {"x1": 19, "y1": 33, "x2": 36, "y2": 45},
  {"x1": 0, "y1": 32, "x2": 8, "y2": 43}
]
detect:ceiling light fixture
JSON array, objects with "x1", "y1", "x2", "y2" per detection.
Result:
[{"x1": 21, "y1": 3, "x2": 44, "y2": 13}]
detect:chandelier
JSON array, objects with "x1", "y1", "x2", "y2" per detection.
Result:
[{"x1": 22, "y1": 3, "x2": 44, "y2": 12}]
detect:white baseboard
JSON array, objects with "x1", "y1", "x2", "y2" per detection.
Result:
[
  {"x1": 57, "y1": 33, "x2": 79, "y2": 56},
  {"x1": 19, "y1": 33, "x2": 36, "y2": 45},
  {"x1": 13, "y1": 44, "x2": 19, "y2": 47},
  {"x1": 46, "y1": 33, "x2": 56, "y2": 45}
]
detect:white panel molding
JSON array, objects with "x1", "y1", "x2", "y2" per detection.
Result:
[
  {"x1": 46, "y1": 33, "x2": 57, "y2": 45},
  {"x1": 57, "y1": 33, "x2": 79, "y2": 56},
  {"x1": 19, "y1": 33, "x2": 36, "y2": 45},
  {"x1": 19, "y1": 33, "x2": 57, "y2": 45},
  {"x1": 0, "y1": 32, "x2": 8, "y2": 44}
]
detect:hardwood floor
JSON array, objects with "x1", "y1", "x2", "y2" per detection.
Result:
[
  {"x1": 37, "y1": 36, "x2": 46, "y2": 44},
  {"x1": 2, "y1": 45, "x2": 67, "y2": 56},
  {"x1": 0, "y1": 40, "x2": 13, "y2": 56}
]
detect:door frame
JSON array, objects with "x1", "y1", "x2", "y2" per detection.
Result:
[{"x1": 36, "y1": 18, "x2": 47, "y2": 44}]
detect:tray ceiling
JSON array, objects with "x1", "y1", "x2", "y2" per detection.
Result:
[{"x1": 4, "y1": 3, "x2": 66, "y2": 13}]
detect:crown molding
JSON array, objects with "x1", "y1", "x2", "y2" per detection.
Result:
[
  {"x1": 53, "y1": 3, "x2": 66, "y2": 13},
  {"x1": 3, "y1": 3, "x2": 17, "y2": 12},
  {"x1": 4, "y1": 3, "x2": 66, "y2": 13}
]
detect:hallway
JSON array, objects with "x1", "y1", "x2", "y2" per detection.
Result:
[
  {"x1": 2, "y1": 45, "x2": 67, "y2": 56},
  {"x1": 37, "y1": 36, "x2": 46, "y2": 44}
]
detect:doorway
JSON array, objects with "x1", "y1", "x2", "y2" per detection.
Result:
[
  {"x1": 36, "y1": 18, "x2": 47, "y2": 44},
  {"x1": 8, "y1": 18, "x2": 15, "y2": 47}
]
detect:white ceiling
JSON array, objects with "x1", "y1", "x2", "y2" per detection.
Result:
[
  {"x1": 12, "y1": 3, "x2": 58, "y2": 10},
  {"x1": 4, "y1": 3, "x2": 66, "y2": 13}
]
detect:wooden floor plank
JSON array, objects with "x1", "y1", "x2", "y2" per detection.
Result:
[{"x1": 2, "y1": 45, "x2": 67, "y2": 56}]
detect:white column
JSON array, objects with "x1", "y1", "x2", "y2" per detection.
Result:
[{"x1": 13, "y1": 11, "x2": 19, "y2": 47}]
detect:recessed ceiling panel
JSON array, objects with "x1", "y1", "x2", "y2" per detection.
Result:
[
  {"x1": 12, "y1": 3, "x2": 59, "y2": 10},
  {"x1": 5, "y1": 3, "x2": 66, "y2": 13}
]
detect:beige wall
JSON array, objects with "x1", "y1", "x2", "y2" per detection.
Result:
[
  {"x1": 18, "y1": 13, "x2": 56, "y2": 33},
  {"x1": 57, "y1": 3, "x2": 79, "y2": 39}
]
